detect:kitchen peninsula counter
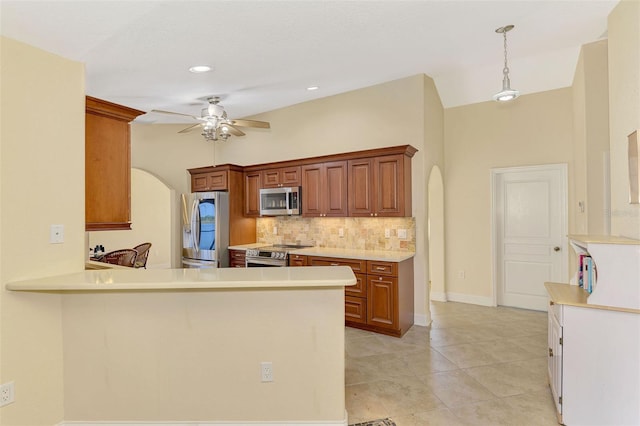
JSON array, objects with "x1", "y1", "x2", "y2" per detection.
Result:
[
  {"x1": 5, "y1": 266, "x2": 352, "y2": 424},
  {"x1": 6, "y1": 265, "x2": 356, "y2": 292}
]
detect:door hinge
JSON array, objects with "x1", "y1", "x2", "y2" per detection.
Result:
[
  {"x1": 559, "y1": 337, "x2": 563, "y2": 345},
  {"x1": 559, "y1": 396, "x2": 562, "y2": 405},
  {"x1": 549, "y1": 347, "x2": 553, "y2": 357}
]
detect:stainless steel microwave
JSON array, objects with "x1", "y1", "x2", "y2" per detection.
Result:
[{"x1": 259, "y1": 187, "x2": 301, "y2": 216}]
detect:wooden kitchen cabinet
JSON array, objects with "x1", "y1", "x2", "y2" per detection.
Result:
[
  {"x1": 301, "y1": 161, "x2": 348, "y2": 217},
  {"x1": 288, "y1": 254, "x2": 308, "y2": 266},
  {"x1": 85, "y1": 96, "x2": 145, "y2": 231},
  {"x1": 261, "y1": 166, "x2": 301, "y2": 188},
  {"x1": 244, "y1": 171, "x2": 261, "y2": 217},
  {"x1": 229, "y1": 249, "x2": 246, "y2": 268},
  {"x1": 308, "y1": 255, "x2": 414, "y2": 337},
  {"x1": 189, "y1": 166, "x2": 231, "y2": 192},
  {"x1": 348, "y1": 153, "x2": 412, "y2": 217}
]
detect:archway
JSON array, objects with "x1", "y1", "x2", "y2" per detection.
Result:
[{"x1": 428, "y1": 166, "x2": 446, "y2": 302}]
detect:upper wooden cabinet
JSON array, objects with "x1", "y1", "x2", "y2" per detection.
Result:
[
  {"x1": 348, "y1": 153, "x2": 412, "y2": 217},
  {"x1": 188, "y1": 166, "x2": 232, "y2": 192},
  {"x1": 261, "y1": 166, "x2": 301, "y2": 188},
  {"x1": 244, "y1": 171, "x2": 261, "y2": 217},
  {"x1": 85, "y1": 96, "x2": 145, "y2": 231},
  {"x1": 301, "y1": 161, "x2": 348, "y2": 217}
]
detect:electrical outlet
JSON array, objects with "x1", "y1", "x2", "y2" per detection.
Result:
[
  {"x1": 0, "y1": 382, "x2": 15, "y2": 407},
  {"x1": 273, "y1": 227, "x2": 278, "y2": 235},
  {"x1": 261, "y1": 362, "x2": 273, "y2": 382},
  {"x1": 338, "y1": 228, "x2": 344, "y2": 238},
  {"x1": 458, "y1": 270, "x2": 466, "y2": 279},
  {"x1": 384, "y1": 229, "x2": 391, "y2": 238},
  {"x1": 50, "y1": 224, "x2": 64, "y2": 244}
]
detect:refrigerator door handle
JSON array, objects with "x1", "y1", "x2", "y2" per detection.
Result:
[
  {"x1": 181, "y1": 193, "x2": 190, "y2": 229},
  {"x1": 191, "y1": 199, "x2": 200, "y2": 252}
]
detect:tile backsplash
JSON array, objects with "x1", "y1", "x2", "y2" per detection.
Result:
[{"x1": 256, "y1": 217, "x2": 416, "y2": 251}]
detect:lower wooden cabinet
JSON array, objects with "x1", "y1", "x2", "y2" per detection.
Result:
[
  {"x1": 289, "y1": 254, "x2": 308, "y2": 266},
  {"x1": 229, "y1": 249, "x2": 246, "y2": 268},
  {"x1": 308, "y1": 255, "x2": 414, "y2": 337}
]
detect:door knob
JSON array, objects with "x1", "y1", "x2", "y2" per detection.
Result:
[{"x1": 554, "y1": 246, "x2": 561, "y2": 252}]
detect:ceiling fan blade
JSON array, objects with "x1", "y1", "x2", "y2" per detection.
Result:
[
  {"x1": 228, "y1": 119, "x2": 270, "y2": 129},
  {"x1": 219, "y1": 123, "x2": 245, "y2": 137},
  {"x1": 178, "y1": 123, "x2": 202, "y2": 134},
  {"x1": 151, "y1": 109, "x2": 201, "y2": 120}
]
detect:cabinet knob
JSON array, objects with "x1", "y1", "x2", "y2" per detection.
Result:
[
  {"x1": 370, "y1": 213, "x2": 374, "y2": 217},
  {"x1": 554, "y1": 246, "x2": 561, "y2": 252}
]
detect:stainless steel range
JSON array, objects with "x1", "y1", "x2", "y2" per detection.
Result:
[{"x1": 245, "y1": 244, "x2": 312, "y2": 267}]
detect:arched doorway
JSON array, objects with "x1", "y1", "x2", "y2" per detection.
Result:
[{"x1": 428, "y1": 166, "x2": 446, "y2": 302}]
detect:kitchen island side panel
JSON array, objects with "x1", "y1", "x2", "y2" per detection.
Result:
[{"x1": 61, "y1": 287, "x2": 345, "y2": 423}]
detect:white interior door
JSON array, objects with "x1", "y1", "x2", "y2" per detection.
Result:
[{"x1": 493, "y1": 164, "x2": 568, "y2": 311}]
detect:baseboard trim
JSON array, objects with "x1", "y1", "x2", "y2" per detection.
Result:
[
  {"x1": 430, "y1": 291, "x2": 447, "y2": 302},
  {"x1": 413, "y1": 313, "x2": 430, "y2": 327},
  {"x1": 445, "y1": 292, "x2": 495, "y2": 307}
]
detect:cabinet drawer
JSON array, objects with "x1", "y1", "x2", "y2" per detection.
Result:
[
  {"x1": 229, "y1": 250, "x2": 246, "y2": 261},
  {"x1": 345, "y1": 272, "x2": 367, "y2": 297},
  {"x1": 367, "y1": 260, "x2": 398, "y2": 276},
  {"x1": 308, "y1": 256, "x2": 366, "y2": 273},
  {"x1": 345, "y1": 296, "x2": 367, "y2": 324},
  {"x1": 289, "y1": 254, "x2": 308, "y2": 267}
]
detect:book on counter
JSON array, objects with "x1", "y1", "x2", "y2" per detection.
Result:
[{"x1": 579, "y1": 254, "x2": 597, "y2": 293}]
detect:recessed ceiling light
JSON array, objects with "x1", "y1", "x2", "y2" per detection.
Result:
[
  {"x1": 189, "y1": 65, "x2": 212, "y2": 73},
  {"x1": 307, "y1": 86, "x2": 319, "y2": 91}
]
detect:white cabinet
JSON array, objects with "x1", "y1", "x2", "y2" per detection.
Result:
[
  {"x1": 544, "y1": 235, "x2": 640, "y2": 425},
  {"x1": 547, "y1": 303, "x2": 563, "y2": 417}
]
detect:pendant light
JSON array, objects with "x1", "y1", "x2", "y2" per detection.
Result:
[{"x1": 493, "y1": 24, "x2": 519, "y2": 102}]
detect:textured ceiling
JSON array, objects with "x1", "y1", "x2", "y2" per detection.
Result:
[{"x1": 0, "y1": 0, "x2": 617, "y2": 122}]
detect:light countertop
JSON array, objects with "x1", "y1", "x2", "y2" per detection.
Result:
[
  {"x1": 290, "y1": 246, "x2": 414, "y2": 262},
  {"x1": 228, "y1": 244, "x2": 415, "y2": 262},
  {"x1": 545, "y1": 282, "x2": 640, "y2": 314},
  {"x1": 6, "y1": 266, "x2": 356, "y2": 292}
]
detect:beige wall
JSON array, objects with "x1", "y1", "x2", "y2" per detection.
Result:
[
  {"x1": 608, "y1": 0, "x2": 640, "y2": 238},
  {"x1": 572, "y1": 40, "x2": 610, "y2": 236},
  {"x1": 133, "y1": 74, "x2": 444, "y2": 324},
  {"x1": 61, "y1": 288, "x2": 346, "y2": 422},
  {"x1": 444, "y1": 89, "x2": 574, "y2": 302},
  {"x1": 0, "y1": 37, "x2": 85, "y2": 425},
  {"x1": 88, "y1": 168, "x2": 177, "y2": 268}
]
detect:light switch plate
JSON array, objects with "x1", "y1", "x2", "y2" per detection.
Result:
[{"x1": 398, "y1": 229, "x2": 407, "y2": 239}]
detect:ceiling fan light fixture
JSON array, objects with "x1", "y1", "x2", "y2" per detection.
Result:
[
  {"x1": 493, "y1": 24, "x2": 519, "y2": 102},
  {"x1": 189, "y1": 65, "x2": 212, "y2": 73}
]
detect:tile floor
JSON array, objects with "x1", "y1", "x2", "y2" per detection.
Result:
[{"x1": 345, "y1": 301, "x2": 559, "y2": 426}]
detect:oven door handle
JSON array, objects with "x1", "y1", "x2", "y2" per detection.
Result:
[{"x1": 246, "y1": 257, "x2": 287, "y2": 267}]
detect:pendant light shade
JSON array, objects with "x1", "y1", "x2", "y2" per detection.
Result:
[{"x1": 493, "y1": 25, "x2": 519, "y2": 102}]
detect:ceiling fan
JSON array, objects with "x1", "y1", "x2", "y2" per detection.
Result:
[{"x1": 151, "y1": 97, "x2": 270, "y2": 141}]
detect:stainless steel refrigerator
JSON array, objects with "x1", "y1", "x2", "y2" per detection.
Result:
[{"x1": 181, "y1": 191, "x2": 229, "y2": 268}]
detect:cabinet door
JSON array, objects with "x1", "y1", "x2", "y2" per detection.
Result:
[
  {"x1": 244, "y1": 172, "x2": 261, "y2": 217},
  {"x1": 374, "y1": 154, "x2": 405, "y2": 216},
  {"x1": 280, "y1": 166, "x2": 301, "y2": 186},
  {"x1": 191, "y1": 174, "x2": 210, "y2": 192},
  {"x1": 548, "y1": 307, "x2": 563, "y2": 415},
  {"x1": 367, "y1": 275, "x2": 398, "y2": 330},
  {"x1": 348, "y1": 158, "x2": 374, "y2": 216},
  {"x1": 207, "y1": 171, "x2": 228, "y2": 190},
  {"x1": 346, "y1": 272, "x2": 367, "y2": 298},
  {"x1": 345, "y1": 296, "x2": 367, "y2": 324},
  {"x1": 261, "y1": 169, "x2": 281, "y2": 188},
  {"x1": 323, "y1": 161, "x2": 348, "y2": 217},
  {"x1": 301, "y1": 164, "x2": 323, "y2": 216}
]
